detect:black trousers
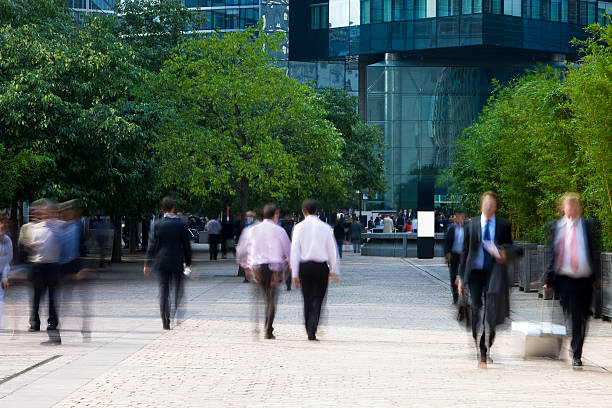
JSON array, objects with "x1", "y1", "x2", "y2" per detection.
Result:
[
  {"x1": 257, "y1": 265, "x2": 278, "y2": 335},
  {"x1": 449, "y1": 253, "x2": 461, "y2": 303},
  {"x1": 209, "y1": 234, "x2": 220, "y2": 260},
  {"x1": 556, "y1": 275, "x2": 592, "y2": 359},
  {"x1": 299, "y1": 262, "x2": 329, "y2": 340},
  {"x1": 158, "y1": 268, "x2": 184, "y2": 327},
  {"x1": 468, "y1": 268, "x2": 495, "y2": 356},
  {"x1": 30, "y1": 263, "x2": 60, "y2": 330}
]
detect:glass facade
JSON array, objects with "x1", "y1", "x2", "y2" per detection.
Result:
[
  {"x1": 367, "y1": 61, "x2": 527, "y2": 210},
  {"x1": 190, "y1": 1, "x2": 261, "y2": 31},
  {"x1": 599, "y1": 1, "x2": 612, "y2": 25},
  {"x1": 324, "y1": 0, "x2": 611, "y2": 24}
]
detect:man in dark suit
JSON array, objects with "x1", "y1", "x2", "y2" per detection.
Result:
[
  {"x1": 458, "y1": 191, "x2": 512, "y2": 366},
  {"x1": 544, "y1": 193, "x2": 600, "y2": 368},
  {"x1": 145, "y1": 197, "x2": 192, "y2": 330},
  {"x1": 445, "y1": 210, "x2": 465, "y2": 304}
]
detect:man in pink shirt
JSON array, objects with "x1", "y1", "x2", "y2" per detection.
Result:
[{"x1": 237, "y1": 204, "x2": 291, "y2": 340}]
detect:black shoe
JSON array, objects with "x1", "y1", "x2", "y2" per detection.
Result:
[
  {"x1": 41, "y1": 338, "x2": 61, "y2": 346},
  {"x1": 308, "y1": 335, "x2": 318, "y2": 341},
  {"x1": 28, "y1": 326, "x2": 40, "y2": 332},
  {"x1": 264, "y1": 333, "x2": 276, "y2": 340},
  {"x1": 572, "y1": 358, "x2": 583, "y2": 367},
  {"x1": 478, "y1": 354, "x2": 487, "y2": 367}
]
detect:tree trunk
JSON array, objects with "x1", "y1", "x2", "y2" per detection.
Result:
[
  {"x1": 111, "y1": 216, "x2": 122, "y2": 263},
  {"x1": 128, "y1": 218, "x2": 137, "y2": 254},
  {"x1": 141, "y1": 218, "x2": 149, "y2": 252},
  {"x1": 240, "y1": 176, "x2": 248, "y2": 223}
]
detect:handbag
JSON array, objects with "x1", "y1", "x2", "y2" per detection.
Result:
[{"x1": 456, "y1": 293, "x2": 471, "y2": 330}]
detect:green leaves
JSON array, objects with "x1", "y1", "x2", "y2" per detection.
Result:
[{"x1": 153, "y1": 28, "x2": 344, "y2": 215}]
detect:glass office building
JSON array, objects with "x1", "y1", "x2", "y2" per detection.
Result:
[{"x1": 290, "y1": 0, "x2": 609, "y2": 210}]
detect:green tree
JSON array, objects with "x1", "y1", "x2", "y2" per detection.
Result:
[
  {"x1": 565, "y1": 22, "x2": 612, "y2": 249},
  {"x1": 154, "y1": 28, "x2": 345, "y2": 219},
  {"x1": 316, "y1": 87, "x2": 387, "y2": 209}
]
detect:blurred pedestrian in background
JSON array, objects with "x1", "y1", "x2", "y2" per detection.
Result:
[
  {"x1": 59, "y1": 200, "x2": 92, "y2": 341},
  {"x1": 27, "y1": 199, "x2": 62, "y2": 345},
  {"x1": 206, "y1": 216, "x2": 222, "y2": 261},
  {"x1": 238, "y1": 204, "x2": 291, "y2": 340},
  {"x1": 145, "y1": 197, "x2": 192, "y2": 330},
  {"x1": 544, "y1": 193, "x2": 600, "y2": 368},
  {"x1": 291, "y1": 199, "x2": 340, "y2": 341},
  {"x1": 333, "y1": 219, "x2": 344, "y2": 259},
  {"x1": 0, "y1": 219, "x2": 13, "y2": 328},
  {"x1": 350, "y1": 218, "x2": 362, "y2": 254},
  {"x1": 445, "y1": 210, "x2": 465, "y2": 304}
]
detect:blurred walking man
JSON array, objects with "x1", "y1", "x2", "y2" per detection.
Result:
[
  {"x1": 291, "y1": 199, "x2": 340, "y2": 341},
  {"x1": 28, "y1": 199, "x2": 62, "y2": 345},
  {"x1": 145, "y1": 197, "x2": 192, "y2": 330},
  {"x1": 237, "y1": 204, "x2": 291, "y2": 339},
  {"x1": 458, "y1": 192, "x2": 512, "y2": 366},
  {"x1": 445, "y1": 210, "x2": 465, "y2": 304},
  {"x1": 544, "y1": 193, "x2": 600, "y2": 368}
]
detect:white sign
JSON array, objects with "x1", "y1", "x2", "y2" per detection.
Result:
[{"x1": 417, "y1": 211, "x2": 435, "y2": 238}]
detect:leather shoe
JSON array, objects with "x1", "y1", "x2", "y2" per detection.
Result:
[
  {"x1": 264, "y1": 333, "x2": 276, "y2": 340},
  {"x1": 41, "y1": 338, "x2": 61, "y2": 346},
  {"x1": 572, "y1": 358, "x2": 583, "y2": 367},
  {"x1": 28, "y1": 326, "x2": 40, "y2": 332}
]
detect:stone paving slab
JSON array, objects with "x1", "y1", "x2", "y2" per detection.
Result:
[{"x1": 0, "y1": 252, "x2": 610, "y2": 407}]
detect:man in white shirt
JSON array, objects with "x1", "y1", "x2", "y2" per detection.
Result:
[
  {"x1": 383, "y1": 215, "x2": 393, "y2": 233},
  {"x1": 291, "y1": 199, "x2": 339, "y2": 341},
  {"x1": 238, "y1": 204, "x2": 291, "y2": 339}
]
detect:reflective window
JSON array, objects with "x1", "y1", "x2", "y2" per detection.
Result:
[
  {"x1": 225, "y1": 8, "x2": 239, "y2": 29},
  {"x1": 362, "y1": 0, "x2": 371, "y2": 23},
  {"x1": 394, "y1": 0, "x2": 414, "y2": 20},
  {"x1": 503, "y1": 0, "x2": 522, "y2": 16},
  {"x1": 330, "y1": 0, "x2": 350, "y2": 27},
  {"x1": 416, "y1": 0, "x2": 427, "y2": 17},
  {"x1": 462, "y1": 0, "x2": 483, "y2": 14},
  {"x1": 240, "y1": 7, "x2": 259, "y2": 28},
  {"x1": 438, "y1": 0, "x2": 461, "y2": 16},
  {"x1": 579, "y1": 0, "x2": 596, "y2": 24},
  {"x1": 90, "y1": 0, "x2": 115, "y2": 10},
  {"x1": 311, "y1": 3, "x2": 329, "y2": 29},
  {"x1": 599, "y1": 1, "x2": 612, "y2": 25}
]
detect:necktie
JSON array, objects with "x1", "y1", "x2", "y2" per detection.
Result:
[
  {"x1": 570, "y1": 222, "x2": 579, "y2": 272},
  {"x1": 483, "y1": 219, "x2": 492, "y2": 271}
]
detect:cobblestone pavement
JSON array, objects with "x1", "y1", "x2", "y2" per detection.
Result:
[{"x1": 1, "y1": 247, "x2": 611, "y2": 407}]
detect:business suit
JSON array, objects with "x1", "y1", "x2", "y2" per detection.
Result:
[
  {"x1": 544, "y1": 217, "x2": 600, "y2": 361},
  {"x1": 146, "y1": 216, "x2": 192, "y2": 329},
  {"x1": 459, "y1": 215, "x2": 512, "y2": 359},
  {"x1": 444, "y1": 223, "x2": 463, "y2": 303}
]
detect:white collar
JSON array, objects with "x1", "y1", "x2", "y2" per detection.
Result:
[
  {"x1": 164, "y1": 213, "x2": 179, "y2": 219},
  {"x1": 480, "y1": 214, "x2": 496, "y2": 225},
  {"x1": 561, "y1": 216, "x2": 579, "y2": 227}
]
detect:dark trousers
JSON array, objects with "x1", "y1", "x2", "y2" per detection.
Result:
[
  {"x1": 352, "y1": 238, "x2": 361, "y2": 253},
  {"x1": 336, "y1": 239, "x2": 343, "y2": 258},
  {"x1": 209, "y1": 234, "x2": 220, "y2": 260},
  {"x1": 468, "y1": 268, "x2": 495, "y2": 357},
  {"x1": 556, "y1": 275, "x2": 592, "y2": 359},
  {"x1": 158, "y1": 269, "x2": 184, "y2": 328},
  {"x1": 257, "y1": 265, "x2": 278, "y2": 335},
  {"x1": 30, "y1": 263, "x2": 60, "y2": 330},
  {"x1": 299, "y1": 262, "x2": 329, "y2": 340},
  {"x1": 449, "y1": 253, "x2": 461, "y2": 303}
]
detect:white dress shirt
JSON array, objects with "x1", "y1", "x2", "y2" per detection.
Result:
[
  {"x1": 30, "y1": 220, "x2": 61, "y2": 264},
  {"x1": 555, "y1": 216, "x2": 591, "y2": 278},
  {"x1": 290, "y1": 215, "x2": 339, "y2": 278},
  {"x1": 239, "y1": 219, "x2": 291, "y2": 272},
  {"x1": 472, "y1": 214, "x2": 496, "y2": 270}
]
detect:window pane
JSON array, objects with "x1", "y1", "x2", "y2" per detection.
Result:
[
  {"x1": 362, "y1": 0, "x2": 371, "y2": 23},
  {"x1": 463, "y1": 0, "x2": 473, "y2": 14},
  {"x1": 416, "y1": 0, "x2": 427, "y2": 17},
  {"x1": 226, "y1": 8, "x2": 239, "y2": 29}
]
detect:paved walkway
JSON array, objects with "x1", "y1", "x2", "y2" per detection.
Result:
[{"x1": 0, "y1": 248, "x2": 610, "y2": 407}]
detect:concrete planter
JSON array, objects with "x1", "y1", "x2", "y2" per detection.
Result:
[
  {"x1": 602, "y1": 252, "x2": 612, "y2": 321},
  {"x1": 360, "y1": 233, "x2": 446, "y2": 257},
  {"x1": 519, "y1": 243, "x2": 539, "y2": 292}
]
